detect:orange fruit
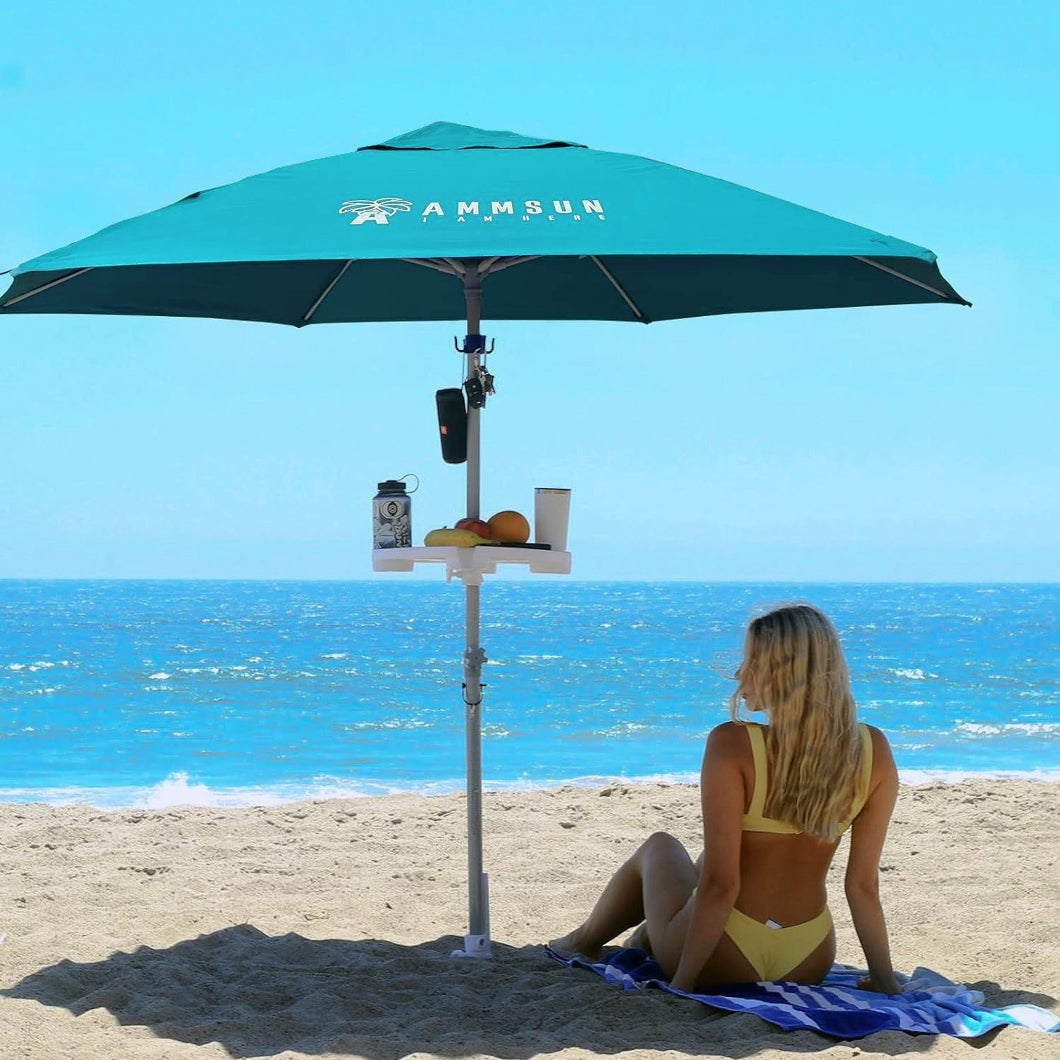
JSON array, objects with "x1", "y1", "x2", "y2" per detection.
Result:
[{"x1": 487, "y1": 509, "x2": 530, "y2": 543}]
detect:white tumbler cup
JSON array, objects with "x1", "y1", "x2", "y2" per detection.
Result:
[{"x1": 534, "y1": 488, "x2": 571, "y2": 550}]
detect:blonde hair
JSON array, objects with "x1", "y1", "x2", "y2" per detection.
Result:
[{"x1": 729, "y1": 604, "x2": 863, "y2": 841}]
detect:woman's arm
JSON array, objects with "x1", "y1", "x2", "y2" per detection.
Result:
[
  {"x1": 845, "y1": 726, "x2": 901, "y2": 994},
  {"x1": 670, "y1": 724, "x2": 744, "y2": 992}
]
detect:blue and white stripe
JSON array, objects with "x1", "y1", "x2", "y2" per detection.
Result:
[{"x1": 545, "y1": 947, "x2": 1060, "y2": 1039}]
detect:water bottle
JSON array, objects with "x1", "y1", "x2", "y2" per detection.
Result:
[{"x1": 373, "y1": 477, "x2": 415, "y2": 549}]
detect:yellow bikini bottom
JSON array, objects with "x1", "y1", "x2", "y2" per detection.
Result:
[{"x1": 723, "y1": 905, "x2": 834, "y2": 981}]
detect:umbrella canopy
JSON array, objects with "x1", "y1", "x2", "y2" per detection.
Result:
[
  {"x1": 1, "y1": 121, "x2": 966, "y2": 322},
  {"x1": 1, "y1": 122, "x2": 967, "y2": 959}
]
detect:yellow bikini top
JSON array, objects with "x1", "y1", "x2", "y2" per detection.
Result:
[{"x1": 742, "y1": 723, "x2": 873, "y2": 835}]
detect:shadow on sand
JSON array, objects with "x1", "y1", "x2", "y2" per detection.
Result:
[{"x1": 2, "y1": 925, "x2": 1025, "y2": 1059}]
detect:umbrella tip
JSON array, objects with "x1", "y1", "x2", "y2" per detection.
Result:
[{"x1": 359, "y1": 121, "x2": 586, "y2": 152}]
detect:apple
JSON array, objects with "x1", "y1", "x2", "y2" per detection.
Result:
[{"x1": 455, "y1": 517, "x2": 492, "y2": 538}]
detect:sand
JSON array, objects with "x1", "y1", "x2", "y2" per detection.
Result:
[{"x1": 0, "y1": 779, "x2": 1057, "y2": 1059}]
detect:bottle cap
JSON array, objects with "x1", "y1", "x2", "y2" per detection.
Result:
[{"x1": 377, "y1": 480, "x2": 407, "y2": 493}]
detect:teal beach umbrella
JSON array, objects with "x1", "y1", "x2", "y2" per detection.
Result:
[
  {"x1": 1, "y1": 122, "x2": 968, "y2": 957},
  {"x1": 1, "y1": 121, "x2": 966, "y2": 323}
]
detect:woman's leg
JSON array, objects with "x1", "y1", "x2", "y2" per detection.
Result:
[
  {"x1": 625, "y1": 850, "x2": 704, "y2": 955},
  {"x1": 624, "y1": 921, "x2": 651, "y2": 953},
  {"x1": 550, "y1": 832, "x2": 699, "y2": 961}
]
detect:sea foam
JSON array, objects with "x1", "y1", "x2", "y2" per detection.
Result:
[{"x1": 2, "y1": 767, "x2": 1058, "y2": 811}]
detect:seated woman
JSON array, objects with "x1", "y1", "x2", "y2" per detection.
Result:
[{"x1": 550, "y1": 603, "x2": 901, "y2": 994}]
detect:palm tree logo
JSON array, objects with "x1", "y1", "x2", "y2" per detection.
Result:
[{"x1": 339, "y1": 198, "x2": 413, "y2": 225}]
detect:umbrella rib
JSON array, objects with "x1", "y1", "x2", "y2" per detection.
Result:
[
  {"x1": 479, "y1": 255, "x2": 542, "y2": 277},
  {"x1": 1, "y1": 267, "x2": 93, "y2": 308},
  {"x1": 590, "y1": 256, "x2": 647, "y2": 322},
  {"x1": 401, "y1": 258, "x2": 464, "y2": 276},
  {"x1": 302, "y1": 259, "x2": 355, "y2": 323},
  {"x1": 853, "y1": 256, "x2": 951, "y2": 300}
]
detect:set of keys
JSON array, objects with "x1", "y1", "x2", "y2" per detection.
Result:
[
  {"x1": 464, "y1": 363, "x2": 495, "y2": 409},
  {"x1": 454, "y1": 333, "x2": 497, "y2": 409}
]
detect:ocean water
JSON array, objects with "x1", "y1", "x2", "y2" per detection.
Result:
[{"x1": 1, "y1": 581, "x2": 1058, "y2": 808}]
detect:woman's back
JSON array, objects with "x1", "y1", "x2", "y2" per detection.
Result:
[
  {"x1": 699, "y1": 722, "x2": 838, "y2": 959},
  {"x1": 721, "y1": 721, "x2": 881, "y2": 925}
]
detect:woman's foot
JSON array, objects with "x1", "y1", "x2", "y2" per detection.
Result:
[{"x1": 548, "y1": 927, "x2": 602, "y2": 961}]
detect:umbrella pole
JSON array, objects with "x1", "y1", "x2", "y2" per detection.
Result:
[{"x1": 456, "y1": 268, "x2": 491, "y2": 958}]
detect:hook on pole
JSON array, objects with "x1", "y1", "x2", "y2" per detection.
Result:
[{"x1": 454, "y1": 334, "x2": 495, "y2": 355}]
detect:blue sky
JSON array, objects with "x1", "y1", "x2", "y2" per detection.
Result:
[{"x1": 1, "y1": 0, "x2": 1057, "y2": 581}]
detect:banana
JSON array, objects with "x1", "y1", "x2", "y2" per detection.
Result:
[{"x1": 424, "y1": 527, "x2": 494, "y2": 547}]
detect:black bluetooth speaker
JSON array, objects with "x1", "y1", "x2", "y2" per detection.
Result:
[{"x1": 435, "y1": 388, "x2": 468, "y2": 464}]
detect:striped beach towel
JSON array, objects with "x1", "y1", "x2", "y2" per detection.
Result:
[{"x1": 545, "y1": 946, "x2": 1060, "y2": 1039}]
